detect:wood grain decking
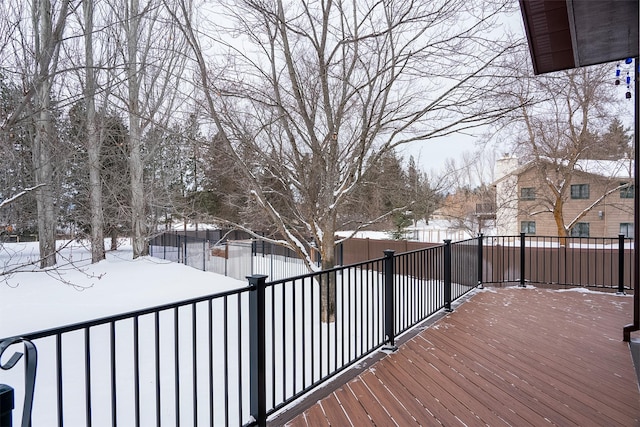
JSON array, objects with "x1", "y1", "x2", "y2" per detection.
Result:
[{"x1": 283, "y1": 287, "x2": 640, "y2": 426}]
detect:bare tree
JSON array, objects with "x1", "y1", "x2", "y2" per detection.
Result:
[
  {"x1": 83, "y1": 0, "x2": 105, "y2": 263},
  {"x1": 167, "y1": 0, "x2": 519, "y2": 319},
  {"x1": 31, "y1": 0, "x2": 73, "y2": 268},
  {"x1": 438, "y1": 148, "x2": 499, "y2": 235},
  {"x1": 169, "y1": 0, "x2": 517, "y2": 260},
  {"x1": 123, "y1": 0, "x2": 147, "y2": 258},
  {"x1": 502, "y1": 53, "x2": 627, "y2": 237}
]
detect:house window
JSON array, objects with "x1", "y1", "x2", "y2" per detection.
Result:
[
  {"x1": 570, "y1": 184, "x2": 590, "y2": 199},
  {"x1": 520, "y1": 187, "x2": 535, "y2": 200},
  {"x1": 570, "y1": 222, "x2": 590, "y2": 237},
  {"x1": 521, "y1": 221, "x2": 536, "y2": 234},
  {"x1": 620, "y1": 183, "x2": 634, "y2": 199},
  {"x1": 620, "y1": 223, "x2": 634, "y2": 238}
]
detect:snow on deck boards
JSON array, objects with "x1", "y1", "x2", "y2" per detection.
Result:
[{"x1": 282, "y1": 287, "x2": 640, "y2": 426}]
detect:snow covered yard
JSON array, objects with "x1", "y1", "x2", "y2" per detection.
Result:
[
  {"x1": 0, "y1": 240, "x2": 251, "y2": 426},
  {"x1": 0, "y1": 240, "x2": 246, "y2": 337}
]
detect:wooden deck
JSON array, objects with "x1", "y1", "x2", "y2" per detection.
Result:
[{"x1": 282, "y1": 287, "x2": 640, "y2": 426}]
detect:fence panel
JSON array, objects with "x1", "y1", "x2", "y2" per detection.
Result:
[
  {"x1": 262, "y1": 258, "x2": 387, "y2": 418},
  {"x1": 150, "y1": 232, "x2": 313, "y2": 281},
  {"x1": 226, "y1": 241, "x2": 254, "y2": 280},
  {"x1": 393, "y1": 245, "x2": 446, "y2": 335}
]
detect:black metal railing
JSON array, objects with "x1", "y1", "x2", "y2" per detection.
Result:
[
  {"x1": 482, "y1": 234, "x2": 633, "y2": 291},
  {"x1": 0, "y1": 243, "x2": 463, "y2": 427},
  {"x1": 0, "y1": 234, "x2": 633, "y2": 426}
]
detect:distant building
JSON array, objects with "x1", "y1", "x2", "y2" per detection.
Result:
[
  {"x1": 428, "y1": 188, "x2": 496, "y2": 239},
  {"x1": 493, "y1": 156, "x2": 634, "y2": 238}
]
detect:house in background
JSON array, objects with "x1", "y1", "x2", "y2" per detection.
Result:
[
  {"x1": 427, "y1": 186, "x2": 496, "y2": 239},
  {"x1": 494, "y1": 155, "x2": 634, "y2": 238}
]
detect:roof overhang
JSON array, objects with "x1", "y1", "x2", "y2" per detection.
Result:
[{"x1": 519, "y1": 0, "x2": 639, "y2": 74}]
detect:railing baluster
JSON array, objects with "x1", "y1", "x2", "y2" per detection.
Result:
[
  {"x1": 174, "y1": 307, "x2": 180, "y2": 427},
  {"x1": 154, "y1": 312, "x2": 161, "y2": 427},
  {"x1": 192, "y1": 304, "x2": 198, "y2": 427},
  {"x1": 223, "y1": 297, "x2": 229, "y2": 427},
  {"x1": 359, "y1": 268, "x2": 363, "y2": 355},
  {"x1": 207, "y1": 300, "x2": 214, "y2": 426},
  {"x1": 520, "y1": 233, "x2": 526, "y2": 287},
  {"x1": 340, "y1": 270, "x2": 345, "y2": 367},
  {"x1": 282, "y1": 281, "x2": 287, "y2": 403},
  {"x1": 270, "y1": 283, "x2": 276, "y2": 409},
  {"x1": 347, "y1": 270, "x2": 352, "y2": 363},
  {"x1": 56, "y1": 334, "x2": 63, "y2": 427},
  {"x1": 110, "y1": 323, "x2": 116, "y2": 427},
  {"x1": 301, "y1": 279, "x2": 307, "y2": 390},
  {"x1": 291, "y1": 283, "x2": 298, "y2": 393},
  {"x1": 85, "y1": 328, "x2": 92, "y2": 427},
  {"x1": 236, "y1": 296, "x2": 242, "y2": 425},
  {"x1": 310, "y1": 276, "x2": 316, "y2": 385},
  {"x1": 134, "y1": 316, "x2": 140, "y2": 427}
]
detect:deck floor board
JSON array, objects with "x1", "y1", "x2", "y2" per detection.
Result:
[{"x1": 282, "y1": 288, "x2": 640, "y2": 426}]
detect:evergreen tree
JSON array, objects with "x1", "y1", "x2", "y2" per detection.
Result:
[{"x1": 0, "y1": 75, "x2": 37, "y2": 236}]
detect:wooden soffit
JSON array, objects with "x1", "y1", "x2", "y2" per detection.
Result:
[{"x1": 519, "y1": 0, "x2": 639, "y2": 74}]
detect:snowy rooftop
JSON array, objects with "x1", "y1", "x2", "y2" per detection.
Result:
[{"x1": 496, "y1": 157, "x2": 634, "y2": 181}]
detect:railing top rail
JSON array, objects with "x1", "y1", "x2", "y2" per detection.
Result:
[
  {"x1": 486, "y1": 235, "x2": 631, "y2": 240},
  {"x1": 267, "y1": 255, "x2": 387, "y2": 286},
  {"x1": 394, "y1": 242, "x2": 446, "y2": 258},
  {"x1": 1, "y1": 285, "x2": 250, "y2": 342},
  {"x1": 451, "y1": 237, "x2": 480, "y2": 245}
]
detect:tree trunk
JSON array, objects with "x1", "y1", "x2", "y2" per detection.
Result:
[
  {"x1": 130, "y1": 128, "x2": 147, "y2": 257},
  {"x1": 127, "y1": 0, "x2": 148, "y2": 259},
  {"x1": 32, "y1": 0, "x2": 57, "y2": 269},
  {"x1": 110, "y1": 227, "x2": 118, "y2": 250},
  {"x1": 84, "y1": 0, "x2": 105, "y2": 263},
  {"x1": 320, "y1": 233, "x2": 336, "y2": 323},
  {"x1": 33, "y1": 102, "x2": 56, "y2": 268},
  {"x1": 553, "y1": 199, "x2": 568, "y2": 246}
]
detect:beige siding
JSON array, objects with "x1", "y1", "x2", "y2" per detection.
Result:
[{"x1": 514, "y1": 167, "x2": 633, "y2": 237}]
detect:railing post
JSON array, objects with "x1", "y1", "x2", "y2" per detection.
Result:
[
  {"x1": 203, "y1": 240, "x2": 206, "y2": 271},
  {"x1": 248, "y1": 275, "x2": 268, "y2": 427},
  {"x1": 477, "y1": 234, "x2": 484, "y2": 289},
  {"x1": 618, "y1": 234, "x2": 626, "y2": 295},
  {"x1": 444, "y1": 240, "x2": 453, "y2": 312},
  {"x1": 0, "y1": 384, "x2": 14, "y2": 427},
  {"x1": 383, "y1": 250, "x2": 397, "y2": 351},
  {"x1": 520, "y1": 232, "x2": 526, "y2": 288}
]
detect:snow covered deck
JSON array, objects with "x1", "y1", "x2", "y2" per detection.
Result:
[{"x1": 280, "y1": 287, "x2": 640, "y2": 426}]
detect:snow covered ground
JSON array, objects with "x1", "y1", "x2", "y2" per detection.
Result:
[
  {"x1": 0, "y1": 240, "x2": 251, "y2": 426},
  {"x1": 0, "y1": 240, "x2": 246, "y2": 337}
]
